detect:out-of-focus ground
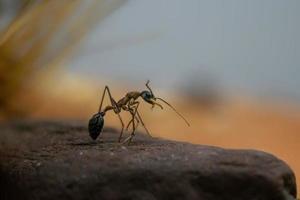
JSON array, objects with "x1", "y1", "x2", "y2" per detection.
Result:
[{"x1": 4, "y1": 73, "x2": 298, "y2": 193}]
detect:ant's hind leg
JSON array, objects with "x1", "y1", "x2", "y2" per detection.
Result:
[
  {"x1": 99, "y1": 86, "x2": 125, "y2": 142},
  {"x1": 98, "y1": 86, "x2": 110, "y2": 112},
  {"x1": 104, "y1": 86, "x2": 126, "y2": 142}
]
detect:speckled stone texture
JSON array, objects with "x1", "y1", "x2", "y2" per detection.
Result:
[{"x1": 0, "y1": 121, "x2": 297, "y2": 200}]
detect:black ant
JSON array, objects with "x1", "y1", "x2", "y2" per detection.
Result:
[{"x1": 88, "y1": 80, "x2": 190, "y2": 144}]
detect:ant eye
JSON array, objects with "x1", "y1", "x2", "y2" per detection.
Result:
[{"x1": 142, "y1": 91, "x2": 153, "y2": 100}]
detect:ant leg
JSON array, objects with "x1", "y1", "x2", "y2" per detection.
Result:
[
  {"x1": 116, "y1": 114, "x2": 125, "y2": 142},
  {"x1": 125, "y1": 101, "x2": 140, "y2": 131},
  {"x1": 123, "y1": 101, "x2": 143, "y2": 144},
  {"x1": 129, "y1": 111, "x2": 136, "y2": 144},
  {"x1": 129, "y1": 114, "x2": 136, "y2": 143},
  {"x1": 136, "y1": 110, "x2": 152, "y2": 137},
  {"x1": 106, "y1": 88, "x2": 125, "y2": 142},
  {"x1": 126, "y1": 116, "x2": 139, "y2": 131},
  {"x1": 99, "y1": 86, "x2": 125, "y2": 142},
  {"x1": 128, "y1": 101, "x2": 147, "y2": 136},
  {"x1": 122, "y1": 110, "x2": 136, "y2": 144},
  {"x1": 98, "y1": 86, "x2": 109, "y2": 112},
  {"x1": 99, "y1": 86, "x2": 118, "y2": 112}
]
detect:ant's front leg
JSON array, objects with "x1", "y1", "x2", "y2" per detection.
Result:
[
  {"x1": 125, "y1": 101, "x2": 152, "y2": 137},
  {"x1": 122, "y1": 101, "x2": 140, "y2": 144},
  {"x1": 125, "y1": 101, "x2": 140, "y2": 131},
  {"x1": 136, "y1": 110, "x2": 152, "y2": 137},
  {"x1": 122, "y1": 110, "x2": 137, "y2": 144},
  {"x1": 126, "y1": 115, "x2": 140, "y2": 131}
]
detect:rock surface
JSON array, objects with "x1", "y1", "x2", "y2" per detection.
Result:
[{"x1": 0, "y1": 120, "x2": 297, "y2": 200}]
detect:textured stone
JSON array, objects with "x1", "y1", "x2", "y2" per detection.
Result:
[{"x1": 0, "y1": 121, "x2": 297, "y2": 200}]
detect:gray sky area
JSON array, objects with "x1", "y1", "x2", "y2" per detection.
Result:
[{"x1": 67, "y1": 0, "x2": 299, "y2": 99}]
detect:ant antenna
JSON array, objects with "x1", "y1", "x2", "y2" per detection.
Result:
[
  {"x1": 146, "y1": 80, "x2": 154, "y2": 97},
  {"x1": 156, "y1": 97, "x2": 190, "y2": 126}
]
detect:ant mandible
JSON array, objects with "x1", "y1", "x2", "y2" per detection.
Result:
[{"x1": 88, "y1": 80, "x2": 190, "y2": 144}]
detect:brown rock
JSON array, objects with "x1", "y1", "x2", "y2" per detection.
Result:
[{"x1": 0, "y1": 121, "x2": 297, "y2": 200}]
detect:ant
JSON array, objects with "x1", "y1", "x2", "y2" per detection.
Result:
[{"x1": 88, "y1": 80, "x2": 190, "y2": 144}]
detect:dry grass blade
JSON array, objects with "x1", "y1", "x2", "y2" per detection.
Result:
[{"x1": 0, "y1": 0, "x2": 126, "y2": 119}]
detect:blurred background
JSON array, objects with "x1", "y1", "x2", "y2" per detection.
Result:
[{"x1": 0, "y1": 0, "x2": 299, "y2": 193}]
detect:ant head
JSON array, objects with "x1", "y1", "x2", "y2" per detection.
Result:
[
  {"x1": 140, "y1": 80, "x2": 163, "y2": 109},
  {"x1": 141, "y1": 90, "x2": 155, "y2": 103},
  {"x1": 140, "y1": 80, "x2": 190, "y2": 126}
]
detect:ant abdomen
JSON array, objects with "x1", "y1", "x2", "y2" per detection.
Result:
[{"x1": 88, "y1": 112, "x2": 104, "y2": 140}]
